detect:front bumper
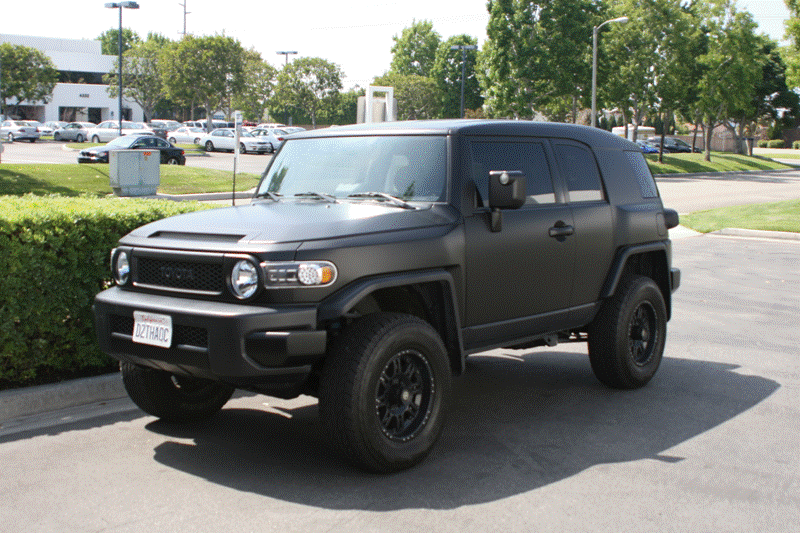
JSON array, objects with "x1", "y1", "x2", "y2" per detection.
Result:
[{"x1": 94, "y1": 287, "x2": 327, "y2": 393}]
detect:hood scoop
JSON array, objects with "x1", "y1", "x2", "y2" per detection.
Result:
[{"x1": 148, "y1": 231, "x2": 245, "y2": 243}]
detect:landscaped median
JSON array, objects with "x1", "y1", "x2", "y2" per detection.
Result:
[
  {"x1": 680, "y1": 198, "x2": 800, "y2": 234},
  {"x1": 646, "y1": 152, "x2": 794, "y2": 175}
]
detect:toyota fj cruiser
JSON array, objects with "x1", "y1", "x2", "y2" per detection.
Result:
[{"x1": 94, "y1": 120, "x2": 681, "y2": 472}]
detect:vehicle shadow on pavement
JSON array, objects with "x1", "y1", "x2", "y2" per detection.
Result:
[{"x1": 145, "y1": 350, "x2": 778, "y2": 510}]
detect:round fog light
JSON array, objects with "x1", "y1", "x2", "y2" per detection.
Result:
[
  {"x1": 231, "y1": 260, "x2": 259, "y2": 299},
  {"x1": 115, "y1": 251, "x2": 130, "y2": 285}
]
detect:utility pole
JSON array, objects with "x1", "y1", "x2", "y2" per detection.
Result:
[
  {"x1": 450, "y1": 44, "x2": 477, "y2": 119},
  {"x1": 178, "y1": 1, "x2": 190, "y2": 36}
]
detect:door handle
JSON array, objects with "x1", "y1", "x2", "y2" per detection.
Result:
[{"x1": 549, "y1": 224, "x2": 574, "y2": 238}]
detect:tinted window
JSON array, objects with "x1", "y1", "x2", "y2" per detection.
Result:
[
  {"x1": 470, "y1": 141, "x2": 556, "y2": 205},
  {"x1": 554, "y1": 143, "x2": 604, "y2": 202},
  {"x1": 624, "y1": 151, "x2": 659, "y2": 198}
]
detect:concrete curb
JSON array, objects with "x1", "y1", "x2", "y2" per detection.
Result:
[
  {"x1": 0, "y1": 373, "x2": 125, "y2": 423},
  {"x1": 710, "y1": 228, "x2": 800, "y2": 241}
]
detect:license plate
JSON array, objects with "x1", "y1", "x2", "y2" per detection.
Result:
[{"x1": 132, "y1": 311, "x2": 172, "y2": 348}]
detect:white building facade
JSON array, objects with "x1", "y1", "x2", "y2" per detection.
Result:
[{"x1": 1, "y1": 34, "x2": 144, "y2": 123}]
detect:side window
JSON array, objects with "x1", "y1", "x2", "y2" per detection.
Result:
[
  {"x1": 554, "y1": 143, "x2": 605, "y2": 202},
  {"x1": 624, "y1": 151, "x2": 659, "y2": 198},
  {"x1": 470, "y1": 141, "x2": 556, "y2": 206}
]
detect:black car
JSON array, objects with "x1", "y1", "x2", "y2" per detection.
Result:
[
  {"x1": 78, "y1": 134, "x2": 186, "y2": 164},
  {"x1": 94, "y1": 120, "x2": 680, "y2": 472},
  {"x1": 646, "y1": 136, "x2": 700, "y2": 153}
]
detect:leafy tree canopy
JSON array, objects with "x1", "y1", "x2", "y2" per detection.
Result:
[{"x1": 390, "y1": 20, "x2": 441, "y2": 77}]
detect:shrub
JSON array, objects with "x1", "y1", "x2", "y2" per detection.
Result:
[
  {"x1": 767, "y1": 140, "x2": 785, "y2": 149},
  {"x1": 757, "y1": 140, "x2": 769, "y2": 148},
  {"x1": 0, "y1": 195, "x2": 211, "y2": 389},
  {"x1": 793, "y1": 141, "x2": 800, "y2": 150}
]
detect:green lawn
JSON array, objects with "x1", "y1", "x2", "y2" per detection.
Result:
[
  {"x1": 0, "y1": 163, "x2": 261, "y2": 196},
  {"x1": 681, "y1": 199, "x2": 800, "y2": 233},
  {"x1": 646, "y1": 152, "x2": 793, "y2": 174}
]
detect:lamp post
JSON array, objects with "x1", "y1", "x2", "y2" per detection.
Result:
[
  {"x1": 276, "y1": 51, "x2": 297, "y2": 125},
  {"x1": 105, "y1": 1, "x2": 140, "y2": 136},
  {"x1": 591, "y1": 15, "x2": 628, "y2": 128},
  {"x1": 450, "y1": 44, "x2": 478, "y2": 119}
]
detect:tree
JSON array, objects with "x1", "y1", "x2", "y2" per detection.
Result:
[
  {"x1": 432, "y1": 35, "x2": 482, "y2": 119},
  {"x1": 694, "y1": 0, "x2": 764, "y2": 160},
  {"x1": 0, "y1": 43, "x2": 58, "y2": 118},
  {"x1": 97, "y1": 28, "x2": 141, "y2": 55},
  {"x1": 390, "y1": 20, "x2": 441, "y2": 77},
  {"x1": 479, "y1": 0, "x2": 540, "y2": 118},
  {"x1": 272, "y1": 57, "x2": 343, "y2": 128},
  {"x1": 372, "y1": 72, "x2": 440, "y2": 120},
  {"x1": 231, "y1": 49, "x2": 277, "y2": 122},
  {"x1": 104, "y1": 37, "x2": 170, "y2": 122},
  {"x1": 161, "y1": 35, "x2": 247, "y2": 131}
]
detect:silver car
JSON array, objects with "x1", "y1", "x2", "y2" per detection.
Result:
[
  {"x1": 53, "y1": 122, "x2": 95, "y2": 143},
  {"x1": 199, "y1": 128, "x2": 272, "y2": 154},
  {"x1": 1, "y1": 120, "x2": 41, "y2": 142},
  {"x1": 86, "y1": 120, "x2": 153, "y2": 143}
]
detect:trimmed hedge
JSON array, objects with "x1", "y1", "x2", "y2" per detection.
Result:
[
  {"x1": 793, "y1": 141, "x2": 800, "y2": 150},
  {"x1": 0, "y1": 195, "x2": 212, "y2": 389},
  {"x1": 767, "y1": 139, "x2": 785, "y2": 149}
]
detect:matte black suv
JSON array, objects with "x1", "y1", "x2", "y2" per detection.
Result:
[{"x1": 94, "y1": 120, "x2": 680, "y2": 472}]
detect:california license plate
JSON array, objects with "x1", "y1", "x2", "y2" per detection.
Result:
[{"x1": 132, "y1": 311, "x2": 172, "y2": 348}]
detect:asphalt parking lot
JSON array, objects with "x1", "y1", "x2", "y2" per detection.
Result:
[{"x1": 0, "y1": 231, "x2": 798, "y2": 532}]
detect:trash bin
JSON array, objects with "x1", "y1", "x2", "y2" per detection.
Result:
[{"x1": 109, "y1": 149, "x2": 160, "y2": 196}]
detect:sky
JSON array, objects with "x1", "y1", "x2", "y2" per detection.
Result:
[{"x1": 0, "y1": 0, "x2": 793, "y2": 89}]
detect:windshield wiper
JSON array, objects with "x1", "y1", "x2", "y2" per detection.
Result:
[
  {"x1": 295, "y1": 191, "x2": 338, "y2": 203},
  {"x1": 348, "y1": 192, "x2": 416, "y2": 210},
  {"x1": 255, "y1": 191, "x2": 282, "y2": 201}
]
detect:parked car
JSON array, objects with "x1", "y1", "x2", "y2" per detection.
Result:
[
  {"x1": 257, "y1": 122, "x2": 286, "y2": 129},
  {"x1": 249, "y1": 128, "x2": 288, "y2": 152},
  {"x1": 93, "y1": 120, "x2": 681, "y2": 473},
  {"x1": 53, "y1": 122, "x2": 95, "y2": 142},
  {"x1": 78, "y1": 134, "x2": 186, "y2": 164},
  {"x1": 283, "y1": 126, "x2": 306, "y2": 135},
  {"x1": 635, "y1": 140, "x2": 659, "y2": 154},
  {"x1": 24, "y1": 120, "x2": 52, "y2": 135},
  {"x1": 86, "y1": 120, "x2": 153, "y2": 143},
  {"x1": 149, "y1": 120, "x2": 181, "y2": 131},
  {"x1": 1, "y1": 120, "x2": 41, "y2": 142},
  {"x1": 44, "y1": 121, "x2": 68, "y2": 133},
  {"x1": 646, "y1": 136, "x2": 700, "y2": 153},
  {"x1": 167, "y1": 127, "x2": 205, "y2": 145},
  {"x1": 199, "y1": 128, "x2": 272, "y2": 154}
]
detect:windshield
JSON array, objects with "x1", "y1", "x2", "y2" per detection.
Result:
[
  {"x1": 257, "y1": 135, "x2": 448, "y2": 202},
  {"x1": 106, "y1": 136, "x2": 138, "y2": 148}
]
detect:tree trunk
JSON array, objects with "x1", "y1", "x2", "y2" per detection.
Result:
[{"x1": 703, "y1": 118, "x2": 714, "y2": 162}]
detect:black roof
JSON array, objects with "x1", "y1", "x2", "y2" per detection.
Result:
[{"x1": 294, "y1": 119, "x2": 638, "y2": 151}]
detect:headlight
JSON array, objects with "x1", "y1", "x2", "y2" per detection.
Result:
[
  {"x1": 263, "y1": 261, "x2": 337, "y2": 288},
  {"x1": 114, "y1": 250, "x2": 130, "y2": 285},
  {"x1": 230, "y1": 259, "x2": 259, "y2": 299}
]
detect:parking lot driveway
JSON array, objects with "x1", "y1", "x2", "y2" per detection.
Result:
[{"x1": 1, "y1": 235, "x2": 798, "y2": 532}]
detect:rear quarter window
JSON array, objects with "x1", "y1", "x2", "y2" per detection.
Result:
[{"x1": 624, "y1": 151, "x2": 659, "y2": 198}]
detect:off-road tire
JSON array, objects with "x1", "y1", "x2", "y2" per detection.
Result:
[
  {"x1": 588, "y1": 275, "x2": 667, "y2": 389},
  {"x1": 319, "y1": 312, "x2": 452, "y2": 472},
  {"x1": 120, "y1": 362, "x2": 235, "y2": 422}
]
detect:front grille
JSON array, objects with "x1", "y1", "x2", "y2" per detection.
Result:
[
  {"x1": 136, "y1": 257, "x2": 223, "y2": 294},
  {"x1": 109, "y1": 314, "x2": 208, "y2": 349}
]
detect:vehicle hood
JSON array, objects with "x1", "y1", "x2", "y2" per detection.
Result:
[{"x1": 119, "y1": 200, "x2": 459, "y2": 252}]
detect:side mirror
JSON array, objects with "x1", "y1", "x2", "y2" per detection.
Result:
[
  {"x1": 663, "y1": 208, "x2": 679, "y2": 230},
  {"x1": 488, "y1": 170, "x2": 526, "y2": 232}
]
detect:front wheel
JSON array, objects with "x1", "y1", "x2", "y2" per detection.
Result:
[
  {"x1": 168, "y1": 137, "x2": 176, "y2": 144},
  {"x1": 6, "y1": 133, "x2": 13, "y2": 142},
  {"x1": 120, "y1": 362, "x2": 235, "y2": 422},
  {"x1": 54, "y1": 132, "x2": 61, "y2": 141},
  {"x1": 588, "y1": 275, "x2": 667, "y2": 389},
  {"x1": 76, "y1": 134, "x2": 85, "y2": 143},
  {"x1": 91, "y1": 135, "x2": 100, "y2": 143},
  {"x1": 239, "y1": 142, "x2": 247, "y2": 153},
  {"x1": 204, "y1": 140, "x2": 215, "y2": 152},
  {"x1": 319, "y1": 313, "x2": 452, "y2": 472}
]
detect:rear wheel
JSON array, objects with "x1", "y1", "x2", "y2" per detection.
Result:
[
  {"x1": 588, "y1": 275, "x2": 667, "y2": 389},
  {"x1": 7, "y1": 133, "x2": 13, "y2": 142},
  {"x1": 319, "y1": 313, "x2": 452, "y2": 472},
  {"x1": 166, "y1": 156, "x2": 180, "y2": 165},
  {"x1": 168, "y1": 137, "x2": 177, "y2": 144},
  {"x1": 121, "y1": 362, "x2": 235, "y2": 422}
]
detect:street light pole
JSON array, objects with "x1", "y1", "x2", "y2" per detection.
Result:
[
  {"x1": 276, "y1": 51, "x2": 297, "y2": 125},
  {"x1": 591, "y1": 16, "x2": 628, "y2": 128},
  {"x1": 450, "y1": 44, "x2": 477, "y2": 119},
  {"x1": 105, "y1": 2, "x2": 140, "y2": 136}
]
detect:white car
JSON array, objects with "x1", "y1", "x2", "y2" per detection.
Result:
[
  {"x1": 86, "y1": 120, "x2": 153, "y2": 143},
  {"x1": 250, "y1": 128, "x2": 289, "y2": 151},
  {"x1": 1, "y1": 120, "x2": 41, "y2": 142},
  {"x1": 199, "y1": 128, "x2": 272, "y2": 154},
  {"x1": 167, "y1": 127, "x2": 205, "y2": 145},
  {"x1": 53, "y1": 122, "x2": 95, "y2": 142},
  {"x1": 256, "y1": 122, "x2": 286, "y2": 129}
]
